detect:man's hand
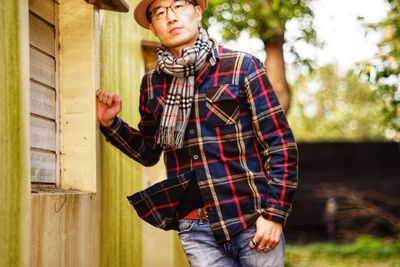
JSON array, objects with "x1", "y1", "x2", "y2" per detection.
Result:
[
  {"x1": 96, "y1": 89, "x2": 122, "y2": 127},
  {"x1": 248, "y1": 216, "x2": 283, "y2": 253}
]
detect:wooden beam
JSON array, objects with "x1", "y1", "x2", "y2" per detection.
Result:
[
  {"x1": 59, "y1": 0, "x2": 99, "y2": 192},
  {"x1": 85, "y1": 0, "x2": 129, "y2": 12}
]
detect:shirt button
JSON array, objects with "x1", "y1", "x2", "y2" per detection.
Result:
[
  {"x1": 193, "y1": 154, "x2": 199, "y2": 160},
  {"x1": 189, "y1": 129, "x2": 195, "y2": 134}
]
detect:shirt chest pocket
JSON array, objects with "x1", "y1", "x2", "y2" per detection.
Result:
[{"x1": 205, "y1": 84, "x2": 241, "y2": 126}]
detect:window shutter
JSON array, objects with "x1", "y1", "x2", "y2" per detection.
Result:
[{"x1": 29, "y1": 0, "x2": 59, "y2": 184}]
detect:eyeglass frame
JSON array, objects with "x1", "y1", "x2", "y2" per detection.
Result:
[{"x1": 146, "y1": 0, "x2": 197, "y2": 23}]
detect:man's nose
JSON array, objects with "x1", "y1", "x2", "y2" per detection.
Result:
[{"x1": 166, "y1": 7, "x2": 178, "y2": 22}]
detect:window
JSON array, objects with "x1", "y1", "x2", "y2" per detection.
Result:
[
  {"x1": 141, "y1": 40, "x2": 159, "y2": 72},
  {"x1": 29, "y1": 0, "x2": 59, "y2": 185}
]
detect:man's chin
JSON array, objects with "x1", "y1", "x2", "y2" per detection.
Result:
[{"x1": 164, "y1": 40, "x2": 194, "y2": 51}]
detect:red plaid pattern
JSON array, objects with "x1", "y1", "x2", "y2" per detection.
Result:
[{"x1": 100, "y1": 47, "x2": 299, "y2": 244}]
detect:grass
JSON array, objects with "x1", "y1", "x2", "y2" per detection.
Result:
[{"x1": 285, "y1": 235, "x2": 400, "y2": 267}]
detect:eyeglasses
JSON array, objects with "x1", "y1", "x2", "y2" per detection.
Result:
[{"x1": 148, "y1": 0, "x2": 196, "y2": 21}]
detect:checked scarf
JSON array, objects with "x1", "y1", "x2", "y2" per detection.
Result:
[{"x1": 156, "y1": 27, "x2": 217, "y2": 149}]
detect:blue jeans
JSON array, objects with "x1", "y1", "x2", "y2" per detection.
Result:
[{"x1": 177, "y1": 218, "x2": 285, "y2": 267}]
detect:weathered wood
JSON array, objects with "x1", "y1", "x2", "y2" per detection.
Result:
[
  {"x1": 29, "y1": 0, "x2": 55, "y2": 25},
  {"x1": 29, "y1": 13, "x2": 55, "y2": 56},
  {"x1": 99, "y1": 0, "x2": 146, "y2": 265},
  {"x1": 29, "y1": 2, "x2": 100, "y2": 266},
  {"x1": 85, "y1": 0, "x2": 129, "y2": 12},
  {"x1": 59, "y1": 0, "x2": 98, "y2": 192},
  {"x1": 30, "y1": 192, "x2": 99, "y2": 267},
  {"x1": 30, "y1": 47, "x2": 55, "y2": 88},
  {"x1": 1, "y1": 1, "x2": 30, "y2": 265},
  {"x1": 31, "y1": 150, "x2": 56, "y2": 183},
  {"x1": 30, "y1": 116, "x2": 56, "y2": 151},
  {"x1": 30, "y1": 81, "x2": 56, "y2": 119}
]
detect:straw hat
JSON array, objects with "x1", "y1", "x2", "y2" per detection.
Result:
[{"x1": 134, "y1": 0, "x2": 208, "y2": 29}]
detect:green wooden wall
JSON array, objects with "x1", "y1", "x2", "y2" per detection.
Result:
[
  {"x1": 0, "y1": 1, "x2": 30, "y2": 267},
  {"x1": 99, "y1": 1, "x2": 153, "y2": 266},
  {"x1": 99, "y1": 1, "x2": 191, "y2": 266}
]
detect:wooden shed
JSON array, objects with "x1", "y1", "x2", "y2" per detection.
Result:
[{"x1": 1, "y1": 0, "x2": 187, "y2": 266}]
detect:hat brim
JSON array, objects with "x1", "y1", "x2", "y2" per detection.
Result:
[{"x1": 134, "y1": 0, "x2": 208, "y2": 29}]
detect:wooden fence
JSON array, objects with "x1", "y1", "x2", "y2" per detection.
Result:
[{"x1": 284, "y1": 142, "x2": 400, "y2": 243}]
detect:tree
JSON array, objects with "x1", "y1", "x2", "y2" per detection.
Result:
[
  {"x1": 362, "y1": 0, "x2": 400, "y2": 141},
  {"x1": 203, "y1": 0, "x2": 318, "y2": 112},
  {"x1": 288, "y1": 64, "x2": 386, "y2": 141}
]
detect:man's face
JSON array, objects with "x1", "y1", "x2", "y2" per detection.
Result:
[{"x1": 148, "y1": 0, "x2": 202, "y2": 56}]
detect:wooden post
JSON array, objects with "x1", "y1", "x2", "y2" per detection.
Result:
[{"x1": 0, "y1": 0, "x2": 31, "y2": 266}]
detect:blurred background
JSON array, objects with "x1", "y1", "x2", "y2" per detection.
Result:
[
  {"x1": 2, "y1": 0, "x2": 399, "y2": 266},
  {"x1": 203, "y1": 0, "x2": 400, "y2": 266}
]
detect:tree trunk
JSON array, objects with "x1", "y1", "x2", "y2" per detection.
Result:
[{"x1": 264, "y1": 32, "x2": 291, "y2": 113}]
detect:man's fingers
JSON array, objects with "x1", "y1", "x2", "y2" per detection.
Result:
[
  {"x1": 250, "y1": 226, "x2": 281, "y2": 252},
  {"x1": 96, "y1": 89, "x2": 105, "y2": 101},
  {"x1": 263, "y1": 245, "x2": 273, "y2": 252},
  {"x1": 249, "y1": 236, "x2": 260, "y2": 249},
  {"x1": 96, "y1": 89, "x2": 121, "y2": 107},
  {"x1": 113, "y1": 94, "x2": 121, "y2": 104},
  {"x1": 256, "y1": 236, "x2": 269, "y2": 252},
  {"x1": 264, "y1": 232, "x2": 280, "y2": 251},
  {"x1": 248, "y1": 240, "x2": 257, "y2": 249},
  {"x1": 106, "y1": 94, "x2": 113, "y2": 106},
  {"x1": 98, "y1": 91, "x2": 104, "y2": 103}
]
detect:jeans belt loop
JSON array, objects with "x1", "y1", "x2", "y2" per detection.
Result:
[{"x1": 197, "y1": 208, "x2": 204, "y2": 224}]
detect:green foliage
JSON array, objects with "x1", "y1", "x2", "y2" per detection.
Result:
[
  {"x1": 288, "y1": 64, "x2": 386, "y2": 141},
  {"x1": 202, "y1": 0, "x2": 319, "y2": 69},
  {"x1": 285, "y1": 235, "x2": 400, "y2": 267},
  {"x1": 362, "y1": 0, "x2": 400, "y2": 140}
]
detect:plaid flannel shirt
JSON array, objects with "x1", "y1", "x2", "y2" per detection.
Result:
[{"x1": 100, "y1": 47, "x2": 299, "y2": 244}]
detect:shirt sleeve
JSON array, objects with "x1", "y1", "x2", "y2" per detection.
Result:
[
  {"x1": 99, "y1": 75, "x2": 162, "y2": 167},
  {"x1": 244, "y1": 55, "x2": 299, "y2": 225}
]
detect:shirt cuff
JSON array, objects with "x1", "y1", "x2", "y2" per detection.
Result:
[
  {"x1": 99, "y1": 116, "x2": 121, "y2": 136},
  {"x1": 260, "y1": 205, "x2": 291, "y2": 226}
]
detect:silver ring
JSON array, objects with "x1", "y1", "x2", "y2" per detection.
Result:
[{"x1": 251, "y1": 239, "x2": 259, "y2": 247}]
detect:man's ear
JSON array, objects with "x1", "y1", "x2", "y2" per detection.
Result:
[
  {"x1": 194, "y1": 5, "x2": 202, "y2": 23},
  {"x1": 149, "y1": 23, "x2": 158, "y2": 37}
]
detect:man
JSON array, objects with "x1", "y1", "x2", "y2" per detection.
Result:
[{"x1": 96, "y1": 0, "x2": 298, "y2": 266}]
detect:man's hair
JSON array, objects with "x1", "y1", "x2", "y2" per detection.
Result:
[{"x1": 145, "y1": 4, "x2": 153, "y2": 23}]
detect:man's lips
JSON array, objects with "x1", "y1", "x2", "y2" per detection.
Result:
[{"x1": 169, "y1": 26, "x2": 183, "y2": 34}]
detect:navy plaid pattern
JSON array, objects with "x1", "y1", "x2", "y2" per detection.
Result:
[{"x1": 100, "y1": 47, "x2": 299, "y2": 244}]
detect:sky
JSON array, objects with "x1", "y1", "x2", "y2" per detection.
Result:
[{"x1": 208, "y1": 0, "x2": 390, "y2": 81}]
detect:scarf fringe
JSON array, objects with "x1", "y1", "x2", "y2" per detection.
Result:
[{"x1": 156, "y1": 27, "x2": 217, "y2": 150}]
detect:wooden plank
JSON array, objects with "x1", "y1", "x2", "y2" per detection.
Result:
[
  {"x1": 29, "y1": 0, "x2": 55, "y2": 25},
  {"x1": 29, "y1": 13, "x2": 55, "y2": 56},
  {"x1": 30, "y1": 47, "x2": 55, "y2": 88},
  {"x1": 30, "y1": 82, "x2": 56, "y2": 119},
  {"x1": 30, "y1": 116, "x2": 56, "y2": 151},
  {"x1": 85, "y1": 0, "x2": 129, "y2": 12},
  {"x1": 2, "y1": 1, "x2": 31, "y2": 265},
  {"x1": 31, "y1": 150, "x2": 56, "y2": 183}
]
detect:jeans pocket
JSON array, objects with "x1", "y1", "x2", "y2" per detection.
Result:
[
  {"x1": 178, "y1": 219, "x2": 196, "y2": 235},
  {"x1": 242, "y1": 224, "x2": 257, "y2": 241}
]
